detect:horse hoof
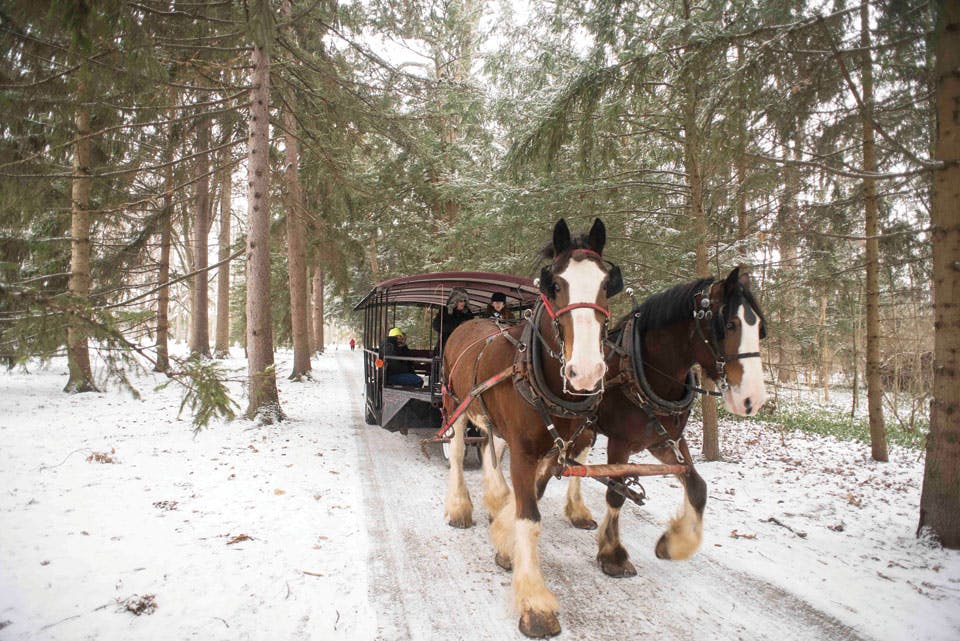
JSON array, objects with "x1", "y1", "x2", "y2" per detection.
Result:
[
  {"x1": 599, "y1": 557, "x2": 637, "y2": 578},
  {"x1": 571, "y1": 517, "x2": 598, "y2": 530},
  {"x1": 519, "y1": 610, "x2": 561, "y2": 638},
  {"x1": 495, "y1": 552, "x2": 513, "y2": 571},
  {"x1": 447, "y1": 516, "x2": 473, "y2": 529},
  {"x1": 655, "y1": 534, "x2": 671, "y2": 559}
]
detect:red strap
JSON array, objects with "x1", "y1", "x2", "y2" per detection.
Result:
[{"x1": 540, "y1": 293, "x2": 611, "y2": 320}]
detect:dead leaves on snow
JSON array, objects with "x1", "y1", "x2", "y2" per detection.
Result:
[
  {"x1": 86, "y1": 448, "x2": 118, "y2": 464},
  {"x1": 119, "y1": 594, "x2": 157, "y2": 616},
  {"x1": 226, "y1": 533, "x2": 253, "y2": 545}
]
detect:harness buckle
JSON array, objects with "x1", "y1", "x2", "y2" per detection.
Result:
[
  {"x1": 554, "y1": 436, "x2": 568, "y2": 468},
  {"x1": 666, "y1": 438, "x2": 685, "y2": 464}
]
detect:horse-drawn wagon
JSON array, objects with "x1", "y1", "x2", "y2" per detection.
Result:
[{"x1": 353, "y1": 271, "x2": 540, "y2": 433}]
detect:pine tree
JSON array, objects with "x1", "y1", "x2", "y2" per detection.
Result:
[
  {"x1": 919, "y1": 0, "x2": 960, "y2": 549},
  {"x1": 244, "y1": 1, "x2": 282, "y2": 421}
]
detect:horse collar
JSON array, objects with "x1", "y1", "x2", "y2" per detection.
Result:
[
  {"x1": 619, "y1": 316, "x2": 697, "y2": 415},
  {"x1": 513, "y1": 303, "x2": 602, "y2": 418}
]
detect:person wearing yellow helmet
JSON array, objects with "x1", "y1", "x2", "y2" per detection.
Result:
[{"x1": 380, "y1": 328, "x2": 423, "y2": 387}]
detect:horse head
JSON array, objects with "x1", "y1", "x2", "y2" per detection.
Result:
[
  {"x1": 539, "y1": 218, "x2": 621, "y2": 393},
  {"x1": 696, "y1": 267, "x2": 767, "y2": 416}
]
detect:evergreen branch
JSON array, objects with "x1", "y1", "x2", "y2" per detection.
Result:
[
  {"x1": 100, "y1": 246, "x2": 244, "y2": 311},
  {"x1": 815, "y1": 17, "x2": 940, "y2": 171}
]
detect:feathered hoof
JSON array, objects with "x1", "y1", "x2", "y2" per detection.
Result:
[
  {"x1": 570, "y1": 516, "x2": 598, "y2": 530},
  {"x1": 494, "y1": 551, "x2": 513, "y2": 571},
  {"x1": 447, "y1": 514, "x2": 473, "y2": 529},
  {"x1": 598, "y1": 556, "x2": 637, "y2": 578},
  {"x1": 519, "y1": 610, "x2": 561, "y2": 638},
  {"x1": 655, "y1": 534, "x2": 671, "y2": 559}
]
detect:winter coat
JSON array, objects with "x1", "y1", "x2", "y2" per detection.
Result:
[
  {"x1": 432, "y1": 307, "x2": 475, "y2": 349},
  {"x1": 484, "y1": 304, "x2": 514, "y2": 321},
  {"x1": 380, "y1": 336, "x2": 415, "y2": 375}
]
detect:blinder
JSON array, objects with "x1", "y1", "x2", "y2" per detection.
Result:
[
  {"x1": 539, "y1": 266, "x2": 558, "y2": 297},
  {"x1": 605, "y1": 263, "x2": 623, "y2": 298}
]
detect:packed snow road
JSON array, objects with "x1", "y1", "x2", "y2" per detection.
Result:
[{"x1": 340, "y1": 353, "x2": 868, "y2": 641}]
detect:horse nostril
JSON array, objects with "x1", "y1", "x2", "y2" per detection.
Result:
[
  {"x1": 744, "y1": 397, "x2": 752, "y2": 410},
  {"x1": 567, "y1": 366, "x2": 578, "y2": 379}
]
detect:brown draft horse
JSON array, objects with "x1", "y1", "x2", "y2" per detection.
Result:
[
  {"x1": 442, "y1": 218, "x2": 620, "y2": 638},
  {"x1": 562, "y1": 267, "x2": 768, "y2": 576}
]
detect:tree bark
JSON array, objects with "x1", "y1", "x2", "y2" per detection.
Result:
[
  {"x1": 283, "y1": 103, "x2": 311, "y2": 379},
  {"x1": 776, "y1": 125, "x2": 802, "y2": 385},
  {"x1": 313, "y1": 266, "x2": 325, "y2": 354},
  {"x1": 306, "y1": 254, "x2": 316, "y2": 354},
  {"x1": 735, "y1": 43, "x2": 749, "y2": 258},
  {"x1": 215, "y1": 163, "x2": 232, "y2": 357},
  {"x1": 190, "y1": 118, "x2": 212, "y2": 357},
  {"x1": 919, "y1": 0, "x2": 960, "y2": 548},
  {"x1": 245, "y1": 38, "x2": 282, "y2": 421},
  {"x1": 65, "y1": 98, "x2": 97, "y2": 393},
  {"x1": 861, "y1": 2, "x2": 888, "y2": 462},
  {"x1": 155, "y1": 161, "x2": 174, "y2": 372},
  {"x1": 681, "y1": 0, "x2": 719, "y2": 460}
]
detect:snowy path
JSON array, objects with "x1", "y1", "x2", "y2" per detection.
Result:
[{"x1": 341, "y1": 356, "x2": 867, "y2": 641}]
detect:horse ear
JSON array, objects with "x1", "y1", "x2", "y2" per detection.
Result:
[
  {"x1": 724, "y1": 266, "x2": 741, "y2": 294},
  {"x1": 737, "y1": 265, "x2": 752, "y2": 291},
  {"x1": 539, "y1": 267, "x2": 555, "y2": 297},
  {"x1": 553, "y1": 219, "x2": 571, "y2": 255},
  {"x1": 587, "y1": 218, "x2": 606, "y2": 255}
]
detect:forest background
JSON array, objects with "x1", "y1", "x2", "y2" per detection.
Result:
[{"x1": 0, "y1": 0, "x2": 957, "y2": 547}]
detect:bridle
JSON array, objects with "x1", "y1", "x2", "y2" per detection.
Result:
[
  {"x1": 692, "y1": 284, "x2": 762, "y2": 393},
  {"x1": 538, "y1": 248, "x2": 615, "y2": 396}
]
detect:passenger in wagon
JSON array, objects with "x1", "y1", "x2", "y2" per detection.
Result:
[
  {"x1": 432, "y1": 287, "x2": 475, "y2": 351},
  {"x1": 485, "y1": 291, "x2": 513, "y2": 321},
  {"x1": 381, "y1": 327, "x2": 424, "y2": 388}
]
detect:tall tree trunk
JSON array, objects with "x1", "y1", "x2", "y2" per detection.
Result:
[
  {"x1": 818, "y1": 292, "x2": 830, "y2": 402},
  {"x1": 314, "y1": 267, "x2": 325, "y2": 354},
  {"x1": 919, "y1": 0, "x2": 960, "y2": 548},
  {"x1": 215, "y1": 164, "x2": 232, "y2": 357},
  {"x1": 283, "y1": 103, "x2": 311, "y2": 379},
  {"x1": 65, "y1": 97, "x2": 97, "y2": 393},
  {"x1": 245, "y1": 35, "x2": 282, "y2": 421},
  {"x1": 155, "y1": 161, "x2": 174, "y2": 372},
  {"x1": 680, "y1": 1, "x2": 719, "y2": 460},
  {"x1": 777, "y1": 126, "x2": 802, "y2": 385},
  {"x1": 312, "y1": 264, "x2": 323, "y2": 354},
  {"x1": 861, "y1": 3, "x2": 888, "y2": 461},
  {"x1": 190, "y1": 118, "x2": 212, "y2": 357},
  {"x1": 305, "y1": 255, "x2": 316, "y2": 354},
  {"x1": 735, "y1": 43, "x2": 749, "y2": 258},
  {"x1": 366, "y1": 234, "x2": 380, "y2": 283}
]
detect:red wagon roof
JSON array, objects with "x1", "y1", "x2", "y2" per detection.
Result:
[{"x1": 353, "y1": 271, "x2": 540, "y2": 312}]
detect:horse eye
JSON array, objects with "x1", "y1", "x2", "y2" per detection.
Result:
[
  {"x1": 726, "y1": 321, "x2": 736, "y2": 331},
  {"x1": 552, "y1": 282, "x2": 561, "y2": 293}
]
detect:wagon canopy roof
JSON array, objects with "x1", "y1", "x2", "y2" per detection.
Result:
[{"x1": 353, "y1": 271, "x2": 540, "y2": 312}]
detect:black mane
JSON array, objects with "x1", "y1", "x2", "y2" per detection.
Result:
[
  {"x1": 625, "y1": 277, "x2": 713, "y2": 335},
  {"x1": 615, "y1": 275, "x2": 766, "y2": 336}
]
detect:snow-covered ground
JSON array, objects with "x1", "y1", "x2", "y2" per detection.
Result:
[{"x1": 1, "y1": 348, "x2": 958, "y2": 641}]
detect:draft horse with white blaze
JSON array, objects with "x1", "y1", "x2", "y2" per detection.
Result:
[
  {"x1": 560, "y1": 267, "x2": 768, "y2": 576},
  {"x1": 441, "y1": 218, "x2": 622, "y2": 638}
]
